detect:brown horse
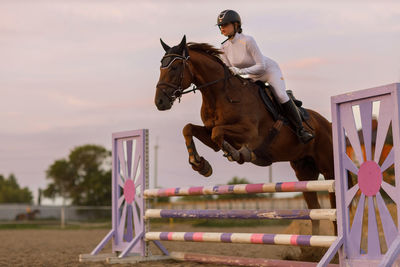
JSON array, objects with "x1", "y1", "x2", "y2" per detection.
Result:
[
  {"x1": 15, "y1": 209, "x2": 40, "y2": 221},
  {"x1": 155, "y1": 36, "x2": 335, "y2": 234}
]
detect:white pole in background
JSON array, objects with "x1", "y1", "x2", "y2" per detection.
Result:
[
  {"x1": 61, "y1": 205, "x2": 65, "y2": 229},
  {"x1": 269, "y1": 165, "x2": 273, "y2": 198},
  {"x1": 61, "y1": 191, "x2": 66, "y2": 229},
  {"x1": 154, "y1": 137, "x2": 159, "y2": 189},
  {"x1": 154, "y1": 137, "x2": 159, "y2": 204}
]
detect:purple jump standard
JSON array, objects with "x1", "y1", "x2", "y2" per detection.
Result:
[
  {"x1": 144, "y1": 180, "x2": 335, "y2": 198},
  {"x1": 145, "y1": 209, "x2": 337, "y2": 221},
  {"x1": 145, "y1": 232, "x2": 336, "y2": 248}
]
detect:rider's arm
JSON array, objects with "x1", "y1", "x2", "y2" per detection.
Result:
[{"x1": 239, "y1": 36, "x2": 266, "y2": 75}]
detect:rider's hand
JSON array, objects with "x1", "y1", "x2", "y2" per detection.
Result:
[{"x1": 229, "y1": 66, "x2": 242, "y2": 76}]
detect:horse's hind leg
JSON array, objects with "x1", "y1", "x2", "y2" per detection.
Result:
[
  {"x1": 315, "y1": 145, "x2": 337, "y2": 234},
  {"x1": 183, "y1": 123, "x2": 219, "y2": 177},
  {"x1": 211, "y1": 124, "x2": 258, "y2": 164},
  {"x1": 321, "y1": 169, "x2": 337, "y2": 235},
  {"x1": 290, "y1": 157, "x2": 321, "y2": 235},
  {"x1": 303, "y1": 192, "x2": 320, "y2": 235}
]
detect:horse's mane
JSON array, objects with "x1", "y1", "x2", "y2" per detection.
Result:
[
  {"x1": 186, "y1": 42, "x2": 251, "y2": 86},
  {"x1": 187, "y1": 42, "x2": 226, "y2": 67}
]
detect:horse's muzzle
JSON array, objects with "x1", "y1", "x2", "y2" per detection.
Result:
[{"x1": 155, "y1": 93, "x2": 173, "y2": 111}]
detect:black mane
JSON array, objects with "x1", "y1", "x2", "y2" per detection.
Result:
[{"x1": 187, "y1": 42, "x2": 226, "y2": 67}]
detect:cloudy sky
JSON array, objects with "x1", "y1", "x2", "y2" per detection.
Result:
[{"x1": 1, "y1": 1, "x2": 399, "y2": 204}]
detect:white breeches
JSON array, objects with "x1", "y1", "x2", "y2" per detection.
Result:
[{"x1": 264, "y1": 67, "x2": 290, "y2": 104}]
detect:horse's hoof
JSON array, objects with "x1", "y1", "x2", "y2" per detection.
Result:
[
  {"x1": 199, "y1": 157, "x2": 212, "y2": 177},
  {"x1": 238, "y1": 145, "x2": 252, "y2": 162},
  {"x1": 201, "y1": 162, "x2": 213, "y2": 177},
  {"x1": 223, "y1": 152, "x2": 234, "y2": 162},
  {"x1": 222, "y1": 141, "x2": 240, "y2": 161},
  {"x1": 231, "y1": 151, "x2": 240, "y2": 162},
  {"x1": 190, "y1": 157, "x2": 213, "y2": 177}
]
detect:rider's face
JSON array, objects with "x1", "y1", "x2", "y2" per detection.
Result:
[{"x1": 219, "y1": 23, "x2": 235, "y2": 37}]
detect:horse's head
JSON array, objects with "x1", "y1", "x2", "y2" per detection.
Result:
[{"x1": 155, "y1": 35, "x2": 193, "y2": 110}]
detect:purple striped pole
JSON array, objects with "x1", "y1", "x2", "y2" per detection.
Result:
[
  {"x1": 145, "y1": 232, "x2": 336, "y2": 247},
  {"x1": 144, "y1": 180, "x2": 335, "y2": 198},
  {"x1": 145, "y1": 209, "x2": 336, "y2": 221}
]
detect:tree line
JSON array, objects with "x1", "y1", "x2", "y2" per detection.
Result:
[
  {"x1": 0, "y1": 174, "x2": 33, "y2": 203},
  {"x1": 2, "y1": 144, "x2": 257, "y2": 205}
]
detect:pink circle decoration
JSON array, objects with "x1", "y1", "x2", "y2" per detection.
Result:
[
  {"x1": 124, "y1": 179, "x2": 135, "y2": 204},
  {"x1": 358, "y1": 160, "x2": 382, "y2": 196}
]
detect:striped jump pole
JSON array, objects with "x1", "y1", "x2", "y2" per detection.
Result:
[
  {"x1": 144, "y1": 180, "x2": 335, "y2": 198},
  {"x1": 145, "y1": 208, "x2": 337, "y2": 221},
  {"x1": 145, "y1": 232, "x2": 337, "y2": 248}
]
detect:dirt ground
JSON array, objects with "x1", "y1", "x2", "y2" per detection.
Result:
[{"x1": 0, "y1": 221, "x2": 336, "y2": 267}]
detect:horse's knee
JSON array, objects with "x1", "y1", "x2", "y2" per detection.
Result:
[
  {"x1": 182, "y1": 123, "x2": 194, "y2": 137},
  {"x1": 211, "y1": 127, "x2": 224, "y2": 147}
]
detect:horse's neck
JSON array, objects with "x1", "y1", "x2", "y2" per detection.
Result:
[
  {"x1": 190, "y1": 53, "x2": 226, "y2": 107},
  {"x1": 189, "y1": 53, "x2": 235, "y2": 127}
]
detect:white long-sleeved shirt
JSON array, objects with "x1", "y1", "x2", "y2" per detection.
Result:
[{"x1": 220, "y1": 33, "x2": 280, "y2": 82}]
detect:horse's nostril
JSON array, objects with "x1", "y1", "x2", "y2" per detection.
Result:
[{"x1": 158, "y1": 98, "x2": 163, "y2": 106}]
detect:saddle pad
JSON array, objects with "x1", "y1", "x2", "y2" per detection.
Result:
[
  {"x1": 258, "y1": 86, "x2": 281, "y2": 121},
  {"x1": 258, "y1": 85, "x2": 310, "y2": 122}
]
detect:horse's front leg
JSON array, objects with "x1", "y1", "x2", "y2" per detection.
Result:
[
  {"x1": 211, "y1": 124, "x2": 257, "y2": 164},
  {"x1": 182, "y1": 123, "x2": 220, "y2": 177}
]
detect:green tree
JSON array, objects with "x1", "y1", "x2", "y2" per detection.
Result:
[
  {"x1": 0, "y1": 174, "x2": 33, "y2": 203},
  {"x1": 180, "y1": 195, "x2": 214, "y2": 202},
  {"x1": 227, "y1": 176, "x2": 250, "y2": 185},
  {"x1": 43, "y1": 159, "x2": 73, "y2": 201},
  {"x1": 44, "y1": 144, "x2": 112, "y2": 206}
]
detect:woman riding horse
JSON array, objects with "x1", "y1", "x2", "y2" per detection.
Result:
[
  {"x1": 155, "y1": 35, "x2": 335, "y2": 234},
  {"x1": 217, "y1": 9, "x2": 314, "y2": 143}
]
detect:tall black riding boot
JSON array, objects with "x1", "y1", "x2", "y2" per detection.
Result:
[{"x1": 282, "y1": 99, "x2": 314, "y2": 143}]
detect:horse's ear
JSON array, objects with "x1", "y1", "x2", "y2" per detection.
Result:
[
  {"x1": 160, "y1": 38, "x2": 170, "y2": 52},
  {"x1": 178, "y1": 35, "x2": 188, "y2": 57},
  {"x1": 180, "y1": 35, "x2": 186, "y2": 46}
]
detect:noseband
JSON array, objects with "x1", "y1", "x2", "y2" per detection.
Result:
[{"x1": 157, "y1": 53, "x2": 225, "y2": 104}]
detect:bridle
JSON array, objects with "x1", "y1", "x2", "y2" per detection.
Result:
[
  {"x1": 156, "y1": 53, "x2": 226, "y2": 104},
  {"x1": 156, "y1": 53, "x2": 192, "y2": 103}
]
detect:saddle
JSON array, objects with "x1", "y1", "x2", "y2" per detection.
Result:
[{"x1": 255, "y1": 81, "x2": 310, "y2": 123}]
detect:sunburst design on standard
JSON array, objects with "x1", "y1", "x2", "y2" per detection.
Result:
[
  {"x1": 116, "y1": 138, "x2": 143, "y2": 244},
  {"x1": 341, "y1": 97, "x2": 397, "y2": 258}
]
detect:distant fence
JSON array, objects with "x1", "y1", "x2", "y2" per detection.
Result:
[
  {"x1": 0, "y1": 195, "x2": 330, "y2": 223},
  {"x1": 152, "y1": 195, "x2": 331, "y2": 210},
  {"x1": 0, "y1": 205, "x2": 110, "y2": 223}
]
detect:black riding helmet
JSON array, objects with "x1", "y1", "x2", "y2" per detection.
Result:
[
  {"x1": 217, "y1": 9, "x2": 242, "y2": 40},
  {"x1": 217, "y1": 10, "x2": 241, "y2": 26}
]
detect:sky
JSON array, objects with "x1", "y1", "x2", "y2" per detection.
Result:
[{"x1": 1, "y1": 1, "x2": 399, "y2": 204}]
